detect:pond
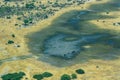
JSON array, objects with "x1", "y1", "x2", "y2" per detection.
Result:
[{"x1": 43, "y1": 33, "x2": 110, "y2": 60}]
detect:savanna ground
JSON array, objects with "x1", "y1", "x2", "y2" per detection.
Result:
[{"x1": 0, "y1": 0, "x2": 120, "y2": 80}]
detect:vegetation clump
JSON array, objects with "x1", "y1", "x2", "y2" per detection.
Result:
[
  {"x1": 33, "y1": 72, "x2": 53, "y2": 80},
  {"x1": 23, "y1": 18, "x2": 33, "y2": 25},
  {"x1": 8, "y1": 40, "x2": 14, "y2": 44},
  {"x1": 25, "y1": 3, "x2": 35, "y2": 9},
  {"x1": 71, "y1": 73, "x2": 77, "y2": 79},
  {"x1": 1, "y1": 72, "x2": 25, "y2": 80},
  {"x1": 6, "y1": 16, "x2": 11, "y2": 19},
  {"x1": 75, "y1": 69, "x2": 85, "y2": 74},
  {"x1": 11, "y1": 34, "x2": 15, "y2": 38},
  {"x1": 33, "y1": 74, "x2": 43, "y2": 80},
  {"x1": 42, "y1": 72, "x2": 53, "y2": 77},
  {"x1": 17, "y1": 17, "x2": 21, "y2": 20},
  {"x1": 23, "y1": 19, "x2": 29, "y2": 25},
  {"x1": 61, "y1": 74, "x2": 71, "y2": 80}
]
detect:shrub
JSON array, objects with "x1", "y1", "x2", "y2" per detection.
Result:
[
  {"x1": 23, "y1": 18, "x2": 33, "y2": 25},
  {"x1": 17, "y1": 17, "x2": 21, "y2": 20},
  {"x1": 8, "y1": 40, "x2": 14, "y2": 44},
  {"x1": 23, "y1": 19, "x2": 29, "y2": 25},
  {"x1": 15, "y1": 24, "x2": 18, "y2": 26},
  {"x1": 44, "y1": 15, "x2": 48, "y2": 19},
  {"x1": 71, "y1": 73, "x2": 77, "y2": 79},
  {"x1": 42, "y1": 72, "x2": 53, "y2": 78},
  {"x1": 33, "y1": 72, "x2": 53, "y2": 80},
  {"x1": 75, "y1": 69, "x2": 85, "y2": 74},
  {"x1": 28, "y1": 17, "x2": 33, "y2": 23},
  {"x1": 33, "y1": 74, "x2": 43, "y2": 80},
  {"x1": 61, "y1": 74, "x2": 71, "y2": 80},
  {"x1": 6, "y1": 16, "x2": 11, "y2": 19},
  {"x1": 1, "y1": 72, "x2": 25, "y2": 80},
  {"x1": 25, "y1": 3, "x2": 35, "y2": 9},
  {"x1": 11, "y1": 34, "x2": 15, "y2": 38},
  {"x1": 40, "y1": 4, "x2": 47, "y2": 9}
]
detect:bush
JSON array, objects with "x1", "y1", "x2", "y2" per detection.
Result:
[
  {"x1": 8, "y1": 40, "x2": 14, "y2": 44},
  {"x1": 71, "y1": 73, "x2": 77, "y2": 79},
  {"x1": 11, "y1": 34, "x2": 15, "y2": 38},
  {"x1": 17, "y1": 17, "x2": 21, "y2": 20},
  {"x1": 42, "y1": 72, "x2": 53, "y2": 78},
  {"x1": 75, "y1": 69, "x2": 85, "y2": 74},
  {"x1": 33, "y1": 72, "x2": 53, "y2": 80},
  {"x1": 1, "y1": 72, "x2": 25, "y2": 80},
  {"x1": 23, "y1": 18, "x2": 33, "y2": 25},
  {"x1": 23, "y1": 19, "x2": 29, "y2": 25},
  {"x1": 15, "y1": 24, "x2": 18, "y2": 26},
  {"x1": 33, "y1": 74, "x2": 43, "y2": 80},
  {"x1": 25, "y1": 3, "x2": 35, "y2": 9},
  {"x1": 6, "y1": 16, "x2": 11, "y2": 19},
  {"x1": 61, "y1": 74, "x2": 71, "y2": 80}
]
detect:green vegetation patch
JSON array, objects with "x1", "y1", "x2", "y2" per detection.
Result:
[
  {"x1": 1, "y1": 72, "x2": 25, "y2": 80},
  {"x1": 7, "y1": 40, "x2": 14, "y2": 44},
  {"x1": 61, "y1": 74, "x2": 71, "y2": 80},
  {"x1": 33, "y1": 72, "x2": 53, "y2": 80},
  {"x1": 42, "y1": 72, "x2": 53, "y2": 78},
  {"x1": 75, "y1": 69, "x2": 85, "y2": 74},
  {"x1": 25, "y1": 3, "x2": 35, "y2": 9},
  {"x1": 11, "y1": 34, "x2": 15, "y2": 38},
  {"x1": 71, "y1": 73, "x2": 77, "y2": 79},
  {"x1": 33, "y1": 74, "x2": 44, "y2": 80},
  {"x1": 23, "y1": 18, "x2": 33, "y2": 25}
]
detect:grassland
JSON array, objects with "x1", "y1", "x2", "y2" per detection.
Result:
[{"x1": 0, "y1": 0, "x2": 120, "y2": 80}]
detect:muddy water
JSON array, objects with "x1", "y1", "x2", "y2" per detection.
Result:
[{"x1": 43, "y1": 33, "x2": 109, "y2": 59}]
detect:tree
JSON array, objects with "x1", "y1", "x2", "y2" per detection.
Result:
[
  {"x1": 8, "y1": 40, "x2": 14, "y2": 44},
  {"x1": 33, "y1": 72, "x2": 53, "y2": 80},
  {"x1": 6, "y1": 16, "x2": 11, "y2": 19},
  {"x1": 25, "y1": 3, "x2": 35, "y2": 9},
  {"x1": 33, "y1": 74, "x2": 43, "y2": 80},
  {"x1": 75, "y1": 69, "x2": 85, "y2": 74},
  {"x1": 42, "y1": 72, "x2": 53, "y2": 78},
  {"x1": 23, "y1": 19, "x2": 29, "y2": 25},
  {"x1": 61, "y1": 74, "x2": 71, "y2": 80},
  {"x1": 23, "y1": 17, "x2": 33, "y2": 25},
  {"x1": 1, "y1": 72, "x2": 25, "y2": 80},
  {"x1": 71, "y1": 73, "x2": 77, "y2": 79},
  {"x1": 11, "y1": 34, "x2": 15, "y2": 38}
]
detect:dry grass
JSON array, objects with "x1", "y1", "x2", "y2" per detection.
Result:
[{"x1": 0, "y1": 0, "x2": 120, "y2": 80}]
